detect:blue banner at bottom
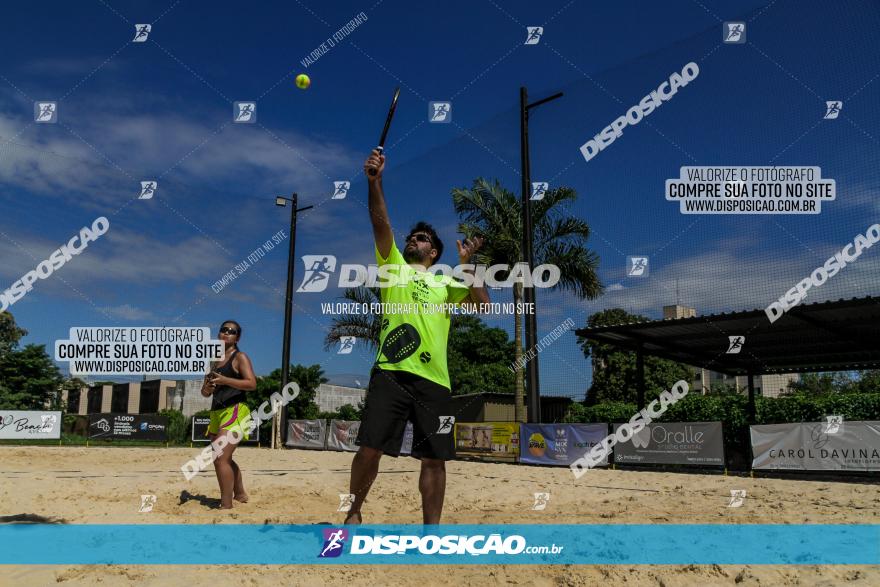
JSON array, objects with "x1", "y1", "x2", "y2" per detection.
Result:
[{"x1": 0, "y1": 524, "x2": 877, "y2": 565}]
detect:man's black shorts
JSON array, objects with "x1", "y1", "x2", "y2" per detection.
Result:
[{"x1": 356, "y1": 368, "x2": 455, "y2": 460}]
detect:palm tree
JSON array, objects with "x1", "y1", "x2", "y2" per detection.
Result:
[
  {"x1": 452, "y1": 178, "x2": 603, "y2": 422},
  {"x1": 323, "y1": 286, "x2": 384, "y2": 352}
]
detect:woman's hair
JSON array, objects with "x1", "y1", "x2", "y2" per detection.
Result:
[{"x1": 220, "y1": 320, "x2": 242, "y2": 350}]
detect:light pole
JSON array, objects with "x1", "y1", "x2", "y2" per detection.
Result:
[
  {"x1": 520, "y1": 87, "x2": 563, "y2": 424},
  {"x1": 275, "y1": 194, "x2": 312, "y2": 447}
]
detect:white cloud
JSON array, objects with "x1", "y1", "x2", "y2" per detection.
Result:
[{"x1": 97, "y1": 303, "x2": 156, "y2": 321}]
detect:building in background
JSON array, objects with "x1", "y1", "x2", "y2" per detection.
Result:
[
  {"x1": 314, "y1": 383, "x2": 365, "y2": 413},
  {"x1": 62, "y1": 379, "x2": 210, "y2": 417}
]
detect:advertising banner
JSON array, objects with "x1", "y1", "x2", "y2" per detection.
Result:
[
  {"x1": 327, "y1": 420, "x2": 361, "y2": 451},
  {"x1": 88, "y1": 413, "x2": 167, "y2": 441},
  {"x1": 455, "y1": 422, "x2": 520, "y2": 460},
  {"x1": 612, "y1": 422, "x2": 725, "y2": 466},
  {"x1": 751, "y1": 421, "x2": 880, "y2": 471},
  {"x1": 286, "y1": 419, "x2": 327, "y2": 449},
  {"x1": 519, "y1": 423, "x2": 609, "y2": 466},
  {"x1": 0, "y1": 411, "x2": 62, "y2": 439},
  {"x1": 191, "y1": 416, "x2": 259, "y2": 443}
]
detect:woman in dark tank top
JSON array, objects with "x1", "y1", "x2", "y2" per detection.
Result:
[{"x1": 201, "y1": 320, "x2": 257, "y2": 509}]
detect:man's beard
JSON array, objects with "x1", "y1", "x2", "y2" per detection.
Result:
[{"x1": 403, "y1": 246, "x2": 429, "y2": 265}]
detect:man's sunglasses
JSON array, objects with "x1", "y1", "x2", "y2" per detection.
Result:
[
  {"x1": 219, "y1": 327, "x2": 239, "y2": 335},
  {"x1": 406, "y1": 233, "x2": 433, "y2": 245}
]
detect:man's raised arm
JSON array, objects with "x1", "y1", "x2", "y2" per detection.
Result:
[{"x1": 364, "y1": 149, "x2": 392, "y2": 259}]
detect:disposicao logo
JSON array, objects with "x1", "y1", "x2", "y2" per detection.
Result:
[{"x1": 319, "y1": 528, "x2": 348, "y2": 558}]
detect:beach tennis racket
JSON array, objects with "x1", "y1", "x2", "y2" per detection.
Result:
[
  {"x1": 375, "y1": 323, "x2": 421, "y2": 364},
  {"x1": 368, "y1": 87, "x2": 400, "y2": 176}
]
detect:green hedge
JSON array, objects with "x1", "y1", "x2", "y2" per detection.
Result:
[
  {"x1": 565, "y1": 393, "x2": 880, "y2": 468},
  {"x1": 158, "y1": 409, "x2": 187, "y2": 445}
]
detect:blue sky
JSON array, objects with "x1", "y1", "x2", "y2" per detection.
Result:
[{"x1": 1, "y1": 0, "x2": 879, "y2": 398}]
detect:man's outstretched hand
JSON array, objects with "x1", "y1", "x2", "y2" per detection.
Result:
[
  {"x1": 457, "y1": 235, "x2": 485, "y2": 263},
  {"x1": 363, "y1": 149, "x2": 386, "y2": 181}
]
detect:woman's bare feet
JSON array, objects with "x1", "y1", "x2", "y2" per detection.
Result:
[
  {"x1": 233, "y1": 492, "x2": 249, "y2": 503},
  {"x1": 343, "y1": 511, "x2": 362, "y2": 524}
]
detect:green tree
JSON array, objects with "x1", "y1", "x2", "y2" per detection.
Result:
[
  {"x1": 785, "y1": 372, "x2": 855, "y2": 395},
  {"x1": 452, "y1": 179, "x2": 603, "y2": 421},
  {"x1": 323, "y1": 286, "x2": 383, "y2": 353},
  {"x1": 0, "y1": 312, "x2": 89, "y2": 411},
  {"x1": 705, "y1": 382, "x2": 740, "y2": 395},
  {"x1": 447, "y1": 315, "x2": 516, "y2": 395},
  {"x1": 0, "y1": 311, "x2": 27, "y2": 357},
  {"x1": 855, "y1": 370, "x2": 880, "y2": 393},
  {"x1": 0, "y1": 344, "x2": 64, "y2": 410},
  {"x1": 318, "y1": 402, "x2": 364, "y2": 421},
  {"x1": 251, "y1": 363, "x2": 327, "y2": 420},
  {"x1": 576, "y1": 308, "x2": 692, "y2": 405}
]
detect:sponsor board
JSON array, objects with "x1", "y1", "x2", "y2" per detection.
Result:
[
  {"x1": 0, "y1": 411, "x2": 62, "y2": 439},
  {"x1": 455, "y1": 422, "x2": 519, "y2": 460},
  {"x1": 88, "y1": 414, "x2": 167, "y2": 441},
  {"x1": 519, "y1": 423, "x2": 609, "y2": 466},
  {"x1": 612, "y1": 422, "x2": 725, "y2": 466},
  {"x1": 751, "y1": 421, "x2": 880, "y2": 471},
  {"x1": 286, "y1": 419, "x2": 327, "y2": 449},
  {"x1": 326, "y1": 420, "x2": 361, "y2": 452}
]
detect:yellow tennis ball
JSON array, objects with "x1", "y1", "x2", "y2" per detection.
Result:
[{"x1": 295, "y1": 74, "x2": 311, "y2": 89}]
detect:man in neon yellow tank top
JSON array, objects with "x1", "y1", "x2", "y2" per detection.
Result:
[{"x1": 344, "y1": 148, "x2": 489, "y2": 525}]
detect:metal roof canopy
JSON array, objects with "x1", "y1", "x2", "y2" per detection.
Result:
[{"x1": 574, "y1": 296, "x2": 880, "y2": 377}]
